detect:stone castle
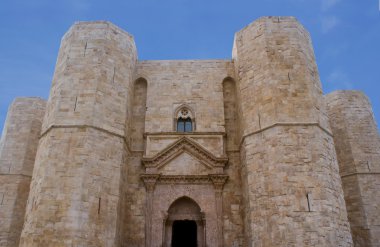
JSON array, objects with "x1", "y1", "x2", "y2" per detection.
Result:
[{"x1": 0, "y1": 16, "x2": 379, "y2": 247}]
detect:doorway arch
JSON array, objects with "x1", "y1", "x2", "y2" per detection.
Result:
[{"x1": 163, "y1": 197, "x2": 205, "y2": 247}]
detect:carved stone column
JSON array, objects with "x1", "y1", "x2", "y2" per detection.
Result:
[
  {"x1": 162, "y1": 213, "x2": 169, "y2": 247},
  {"x1": 210, "y1": 175, "x2": 228, "y2": 247},
  {"x1": 202, "y1": 213, "x2": 206, "y2": 247},
  {"x1": 141, "y1": 174, "x2": 160, "y2": 247}
]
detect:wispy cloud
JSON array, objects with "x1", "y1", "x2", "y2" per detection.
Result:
[
  {"x1": 326, "y1": 70, "x2": 354, "y2": 90},
  {"x1": 290, "y1": 0, "x2": 342, "y2": 11},
  {"x1": 321, "y1": 15, "x2": 340, "y2": 33},
  {"x1": 68, "y1": 0, "x2": 91, "y2": 13},
  {"x1": 321, "y1": 0, "x2": 341, "y2": 11}
]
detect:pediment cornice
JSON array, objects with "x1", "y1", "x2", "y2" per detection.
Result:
[
  {"x1": 141, "y1": 174, "x2": 229, "y2": 187},
  {"x1": 142, "y1": 136, "x2": 228, "y2": 169}
]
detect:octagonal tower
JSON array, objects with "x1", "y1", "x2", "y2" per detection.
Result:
[
  {"x1": 233, "y1": 17, "x2": 353, "y2": 246},
  {"x1": 19, "y1": 22, "x2": 137, "y2": 246}
]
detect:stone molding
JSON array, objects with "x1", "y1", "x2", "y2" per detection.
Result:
[
  {"x1": 0, "y1": 174, "x2": 32, "y2": 178},
  {"x1": 40, "y1": 124, "x2": 125, "y2": 139},
  {"x1": 144, "y1": 131, "x2": 226, "y2": 137},
  {"x1": 142, "y1": 136, "x2": 228, "y2": 169},
  {"x1": 341, "y1": 172, "x2": 380, "y2": 178},
  {"x1": 141, "y1": 174, "x2": 229, "y2": 186},
  {"x1": 239, "y1": 122, "x2": 333, "y2": 148},
  {"x1": 39, "y1": 124, "x2": 139, "y2": 153}
]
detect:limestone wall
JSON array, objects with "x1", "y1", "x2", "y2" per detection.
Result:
[
  {"x1": 19, "y1": 22, "x2": 137, "y2": 246},
  {"x1": 232, "y1": 17, "x2": 330, "y2": 137},
  {"x1": 41, "y1": 21, "x2": 137, "y2": 136},
  {"x1": 0, "y1": 98, "x2": 46, "y2": 247},
  {"x1": 137, "y1": 60, "x2": 235, "y2": 133},
  {"x1": 326, "y1": 91, "x2": 380, "y2": 247},
  {"x1": 121, "y1": 151, "x2": 146, "y2": 246},
  {"x1": 234, "y1": 17, "x2": 352, "y2": 246},
  {"x1": 2, "y1": 16, "x2": 376, "y2": 247},
  {"x1": 121, "y1": 77, "x2": 147, "y2": 246},
  {"x1": 222, "y1": 151, "x2": 245, "y2": 246}
]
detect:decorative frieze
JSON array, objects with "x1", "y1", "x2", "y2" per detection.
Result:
[{"x1": 141, "y1": 174, "x2": 229, "y2": 186}]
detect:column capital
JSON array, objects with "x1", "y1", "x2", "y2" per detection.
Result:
[
  {"x1": 210, "y1": 174, "x2": 228, "y2": 192},
  {"x1": 141, "y1": 174, "x2": 160, "y2": 192}
]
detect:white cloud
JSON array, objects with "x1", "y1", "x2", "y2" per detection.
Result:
[
  {"x1": 326, "y1": 70, "x2": 354, "y2": 90},
  {"x1": 321, "y1": 0, "x2": 341, "y2": 11},
  {"x1": 321, "y1": 16, "x2": 340, "y2": 33}
]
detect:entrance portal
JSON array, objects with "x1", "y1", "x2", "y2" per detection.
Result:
[
  {"x1": 163, "y1": 197, "x2": 205, "y2": 247},
  {"x1": 171, "y1": 220, "x2": 197, "y2": 247}
]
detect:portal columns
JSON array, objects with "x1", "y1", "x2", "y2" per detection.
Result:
[
  {"x1": 211, "y1": 175, "x2": 228, "y2": 247},
  {"x1": 141, "y1": 174, "x2": 160, "y2": 247}
]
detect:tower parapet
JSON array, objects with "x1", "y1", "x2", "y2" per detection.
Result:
[
  {"x1": 326, "y1": 90, "x2": 380, "y2": 247},
  {"x1": 19, "y1": 22, "x2": 137, "y2": 246},
  {"x1": 233, "y1": 16, "x2": 353, "y2": 246}
]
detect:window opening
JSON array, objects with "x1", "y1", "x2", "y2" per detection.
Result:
[{"x1": 176, "y1": 107, "x2": 193, "y2": 132}]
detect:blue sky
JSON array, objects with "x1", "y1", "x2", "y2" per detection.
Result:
[{"x1": 0, "y1": 0, "x2": 379, "y2": 133}]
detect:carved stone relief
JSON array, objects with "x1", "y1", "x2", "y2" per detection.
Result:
[{"x1": 141, "y1": 136, "x2": 228, "y2": 247}]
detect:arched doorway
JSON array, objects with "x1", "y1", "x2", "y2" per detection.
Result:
[
  {"x1": 163, "y1": 197, "x2": 205, "y2": 247},
  {"x1": 171, "y1": 220, "x2": 197, "y2": 247}
]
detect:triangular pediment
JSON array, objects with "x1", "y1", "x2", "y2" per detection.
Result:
[
  {"x1": 158, "y1": 151, "x2": 211, "y2": 175},
  {"x1": 142, "y1": 137, "x2": 228, "y2": 170}
]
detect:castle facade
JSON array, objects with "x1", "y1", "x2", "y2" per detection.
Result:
[{"x1": 0, "y1": 16, "x2": 379, "y2": 247}]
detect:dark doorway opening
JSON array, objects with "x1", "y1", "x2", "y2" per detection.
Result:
[{"x1": 171, "y1": 220, "x2": 197, "y2": 247}]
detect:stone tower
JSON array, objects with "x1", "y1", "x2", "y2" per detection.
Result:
[
  {"x1": 326, "y1": 91, "x2": 380, "y2": 246},
  {"x1": 233, "y1": 17, "x2": 352, "y2": 246},
  {"x1": 19, "y1": 22, "x2": 137, "y2": 246},
  {"x1": 0, "y1": 98, "x2": 45, "y2": 246},
  {"x1": 0, "y1": 16, "x2": 379, "y2": 247}
]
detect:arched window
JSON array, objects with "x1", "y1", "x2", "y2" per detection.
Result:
[
  {"x1": 177, "y1": 117, "x2": 192, "y2": 132},
  {"x1": 175, "y1": 106, "x2": 194, "y2": 132}
]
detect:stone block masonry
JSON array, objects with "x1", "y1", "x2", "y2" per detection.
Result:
[
  {"x1": 19, "y1": 21, "x2": 137, "y2": 246},
  {"x1": 326, "y1": 91, "x2": 380, "y2": 247},
  {"x1": 0, "y1": 98, "x2": 46, "y2": 247},
  {"x1": 233, "y1": 17, "x2": 352, "y2": 246},
  {"x1": 1, "y1": 16, "x2": 379, "y2": 247}
]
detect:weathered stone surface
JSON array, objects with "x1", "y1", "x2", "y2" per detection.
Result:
[
  {"x1": 1, "y1": 16, "x2": 378, "y2": 247},
  {"x1": 137, "y1": 60, "x2": 234, "y2": 133},
  {"x1": 234, "y1": 17, "x2": 352, "y2": 246},
  {"x1": 20, "y1": 128, "x2": 125, "y2": 246},
  {"x1": 0, "y1": 98, "x2": 46, "y2": 247},
  {"x1": 326, "y1": 91, "x2": 380, "y2": 247},
  {"x1": 19, "y1": 21, "x2": 137, "y2": 247},
  {"x1": 41, "y1": 21, "x2": 137, "y2": 136}
]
